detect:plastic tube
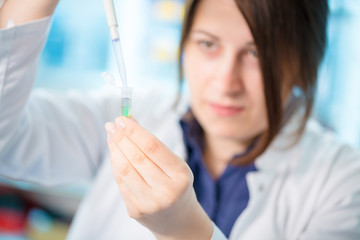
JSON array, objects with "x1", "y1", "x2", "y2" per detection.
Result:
[{"x1": 102, "y1": 72, "x2": 132, "y2": 117}]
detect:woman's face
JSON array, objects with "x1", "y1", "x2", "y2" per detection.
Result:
[{"x1": 183, "y1": 0, "x2": 267, "y2": 145}]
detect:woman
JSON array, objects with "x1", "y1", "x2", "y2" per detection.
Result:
[{"x1": 1, "y1": 0, "x2": 359, "y2": 239}]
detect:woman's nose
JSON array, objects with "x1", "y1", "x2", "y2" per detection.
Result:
[{"x1": 211, "y1": 54, "x2": 243, "y2": 95}]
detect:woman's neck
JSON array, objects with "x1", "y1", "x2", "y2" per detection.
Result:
[{"x1": 203, "y1": 134, "x2": 251, "y2": 179}]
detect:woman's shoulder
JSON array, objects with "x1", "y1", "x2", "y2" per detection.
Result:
[
  {"x1": 263, "y1": 115, "x2": 360, "y2": 186},
  {"x1": 275, "y1": 111, "x2": 360, "y2": 167},
  {"x1": 303, "y1": 118, "x2": 360, "y2": 164},
  {"x1": 285, "y1": 118, "x2": 360, "y2": 198},
  {"x1": 294, "y1": 119, "x2": 360, "y2": 217}
]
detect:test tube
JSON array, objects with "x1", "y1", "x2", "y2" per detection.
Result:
[
  {"x1": 121, "y1": 88, "x2": 132, "y2": 117},
  {"x1": 101, "y1": 72, "x2": 132, "y2": 117}
]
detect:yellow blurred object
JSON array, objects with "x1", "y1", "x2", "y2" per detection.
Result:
[
  {"x1": 154, "y1": 48, "x2": 172, "y2": 61},
  {"x1": 153, "y1": 0, "x2": 184, "y2": 22},
  {"x1": 25, "y1": 208, "x2": 70, "y2": 240},
  {"x1": 26, "y1": 221, "x2": 69, "y2": 240}
]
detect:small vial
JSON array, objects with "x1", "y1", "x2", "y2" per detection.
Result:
[{"x1": 121, "y1": 88, "x2": 132, "y2": 117}]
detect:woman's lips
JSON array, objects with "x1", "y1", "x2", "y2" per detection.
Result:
[{"x1": 208, "y1": 103, "x2": 244, "y2": 117}]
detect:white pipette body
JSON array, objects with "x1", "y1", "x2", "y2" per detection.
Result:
[{"x1": 103, "y1": 0, "x2": 127, "y2": 88}]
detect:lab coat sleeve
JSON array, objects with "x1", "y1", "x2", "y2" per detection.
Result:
[
  {"x1": 299, "y1": 146, "x2": 360, "y2": 240},
  {"x1": 211, "y1": 222, "x2": 227, "y2": 240},
  {"x1": 0, "y1": 17, "x2": 117, "y2": 186}
]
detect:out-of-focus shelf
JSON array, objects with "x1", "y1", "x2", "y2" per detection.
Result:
[{"x1": 0, "y1": 176, "x2": 88, "y2": 200}]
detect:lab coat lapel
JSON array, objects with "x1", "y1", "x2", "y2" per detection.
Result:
[{"x1": 229, "y1": 112, "x2": 305, "y2": 239}]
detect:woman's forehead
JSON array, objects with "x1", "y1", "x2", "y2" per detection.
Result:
[{"x1": 191, "y1": 0, "x2": 254, "y2": 45}]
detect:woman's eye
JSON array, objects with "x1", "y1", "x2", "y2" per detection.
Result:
[
  {"x1": 241, "y1": 48, "x2": 259, "y2": 66},
  {"x1": 243, "y1": 48, "x2": 259, "y2": 61},
  {"x1": 198, "y1": 40, "x2": 218, "y2": 51},
  {"x1": 247, "y1": 49, "x2": 258, "y2": 58}
]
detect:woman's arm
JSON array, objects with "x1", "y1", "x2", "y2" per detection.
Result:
[
  {"x1": 0, "y1": 0, "x2": 59, "y2": 28},
  {"x1": 0, "y1": 3, "x2": 119, "y2": 185}
]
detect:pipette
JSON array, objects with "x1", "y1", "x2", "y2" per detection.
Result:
[{"x1": 103, "y1": 0, "x2": 132, "y2": 117}]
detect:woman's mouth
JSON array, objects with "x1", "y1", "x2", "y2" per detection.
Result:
[{"x1": 208, "y1": 103, "x2": 244, "y2": 117}]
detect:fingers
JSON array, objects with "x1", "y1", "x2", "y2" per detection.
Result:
[
  {"x1": 106, "y1": 124, "x2": 152, "y2": 198},
  {"x1": 107, "y1": 122, "x2": 170, "y2": 187},
  {"x1": 112, "y1": 117, "x2": 183, "y2": 177},
  {"x1": 115, "y1": 176, "x2": 143, "y2": 219}
]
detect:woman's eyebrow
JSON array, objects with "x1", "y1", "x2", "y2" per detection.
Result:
[
  {"x1": 245, "y1": 42, "x2": 256, "y2": 47},
  {"x1": 190, "y1": 29, "x2": 220, "y2": 41},
  {"x1": 191, "y1": 30, "x2": 256, "y2": 46}
]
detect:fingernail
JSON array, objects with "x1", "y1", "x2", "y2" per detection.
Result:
[
  {"x1": 115, "y1": 118, "x2": 125, "y2": 129},
  {"x1": 129, "y1": 116, "x2": 138, "y2": 123},
  {"x1": 105, "y1": 122, "x2": 116, "y2": 135}
]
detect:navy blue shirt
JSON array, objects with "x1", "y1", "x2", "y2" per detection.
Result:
[{"x1": 180, "y1": 115, "x2": 257, "y2": 237}]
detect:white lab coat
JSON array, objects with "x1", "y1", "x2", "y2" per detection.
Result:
[{"x1": 1, "y1": 17, "x2": 360, "y2": 240}]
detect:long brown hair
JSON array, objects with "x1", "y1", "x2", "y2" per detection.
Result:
[{"x1": 178, "y1": 0, "x2": 329, "y2": 164}]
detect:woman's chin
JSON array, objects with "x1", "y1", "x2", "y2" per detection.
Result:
[{"x1": 207, "y1": 127, "x2": 248, "y2": 141}]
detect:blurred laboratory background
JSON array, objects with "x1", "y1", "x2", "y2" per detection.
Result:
[{"x1": 0, "y1": 0, "x2": 359, "y2": 239}]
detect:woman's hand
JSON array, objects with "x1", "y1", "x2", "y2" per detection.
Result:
[
  {"x1": 105, "y1": 117, "x2": 213, "y2": 240},
  {"x1": 0, "y1": 0, "x2": 59, "y2": 28}
]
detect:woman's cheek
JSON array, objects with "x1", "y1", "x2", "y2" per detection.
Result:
[{"x1": 185, "y1": 52, "x2": 207, "y2": 94}]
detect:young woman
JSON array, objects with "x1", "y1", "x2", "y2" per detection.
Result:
[{"x1": 1, "y1": 0, "x2": 359, "y2": 239}]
